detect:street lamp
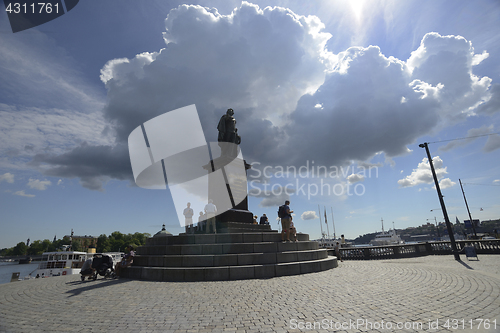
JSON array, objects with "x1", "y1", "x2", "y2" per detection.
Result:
[{"x1": 419, "y1": 142, "x2": 460, "y2": 260}]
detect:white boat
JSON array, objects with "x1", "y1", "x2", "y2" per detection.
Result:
[
  {"x1": 34, "y1": 251, "x2": 124, "y2": 278},
  {"x1": 34, "y1": 251, "x2": 88, "y2": 278},
  {"x1": 319, "y1": 235, "x2": 353, "y2": 249},
  {"x1": 369, "y1": 219, "x2": 403, "y2": 246}
]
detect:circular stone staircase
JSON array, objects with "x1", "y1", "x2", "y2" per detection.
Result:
[{"x1": 122, "y1": 222, "x2": 337, "y2": 281}]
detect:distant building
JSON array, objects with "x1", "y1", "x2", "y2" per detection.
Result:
[
  {"x1": 64, "y1": 234, "x2": 98, "y2": 250},
  {"x1": 464, "y1": 219, "x2": 480, "y2": 229}
]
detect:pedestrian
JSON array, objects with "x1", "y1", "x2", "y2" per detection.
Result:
[
  {"x1": 183, "y1": 202, "x2": 194, "y2": 234},
  {"x1": 205, "y1": 199, "x2": 217, "y2": 233},
  {"x1": 114, "y1": 245, "x2": 135, "y2": 277},
  {"x1": 259, "y1": 214, "x2": 269, "y2": 225},
  {"x1": 197, "y1": 211, "x2": 205, "y2": 233},
  {"x1": 289, "y1": 218, "x2": 297, "y2": 242},
  {"x1": 80, "y1": 256, "x2": 96, "y2": 281},
  {"x1": 279, "y1": 200, "x2": 293, "y2": 242},
  {"x1": 335, "y1": 242, "x2": 343, "y2": 262}
]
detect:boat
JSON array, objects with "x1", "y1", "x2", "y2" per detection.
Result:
[
  {"x1": 18, "y1": 256, "x2": 32, "y2": 264},
  {"x1": 369, "y1": 219, "x2": 403, "y2": 246},
  {"x1": 34, "y1": 251, "x2": 88, "y2": 278},
  {"x1": 34, "y1": 251, "x2": 124, "y2": 278},
  {"x1": 319, "y1": 235, "x2": 353, "y2": 249}
]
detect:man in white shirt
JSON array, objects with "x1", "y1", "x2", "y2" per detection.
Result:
[
  {"x1": 204, "y1": 199, "x2": 217, "y2": 233},
  {"x1": 183, "y1": 202, "x2": 194, "y2": 234}
]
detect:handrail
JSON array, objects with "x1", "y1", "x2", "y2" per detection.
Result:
[{"x1": 337, "y1": 239, "x2": 500, "y2": 260}]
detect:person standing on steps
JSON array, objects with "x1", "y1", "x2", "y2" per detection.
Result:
[
  {"x1": 279, "y1": 200, "x2": 293, "y2": 242},
  {"x1": 183, "y1": 202, "x2": 194, "y2": 234},
  {"x1": 205, "y1": 199, "x2": 217, "y2": 234}
]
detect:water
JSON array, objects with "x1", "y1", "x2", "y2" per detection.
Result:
[{"x1": 0, "y1": 262, "x2": 39, "y2": 285}]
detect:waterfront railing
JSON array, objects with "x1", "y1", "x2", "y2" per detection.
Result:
[{"x1": 333, "y1": 239, "x2": 500, "y2": 260}]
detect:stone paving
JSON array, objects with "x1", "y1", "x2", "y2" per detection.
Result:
[{"x1": 1, "y1": 255, "x2": 499, "y2": 333}]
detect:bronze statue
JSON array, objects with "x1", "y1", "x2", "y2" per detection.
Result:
[{"x1": 217, "y1": 108, "x2": 240, "y2": 144}]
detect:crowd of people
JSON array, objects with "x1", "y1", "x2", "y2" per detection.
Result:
[
  {"x1": 183, "y1": 200, "x2": 300, "y2": 241},
  {"x1": 183, "y1": 200, "x2": 218, "y2": 234}
]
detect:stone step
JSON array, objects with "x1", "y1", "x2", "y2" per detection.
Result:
[
  {"x1": 219, "y1": 221, "x2": 272, "y2": 230},
  {"x1": 187, "y1": 221, "x2": 273, "y2": 235},
  {"x1": 138, "y1": 240, "x2": 318, "y2": 256},
  {"x1": 134, "y1": 249, "x2": 328, "y2": 267},
  {"x1": 123, "y1": 256, "x2": 338, "y2": 281},
  {"x1": 218, "y1": 227, "x2": 276, "y2": 233},
  {"x1": 146, "y1": 232, "x2": 310, "y2": 246}
]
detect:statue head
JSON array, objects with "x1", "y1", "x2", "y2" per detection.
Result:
[{"x1": 226, "y1": 108, "x2": 234, "y2": 116}]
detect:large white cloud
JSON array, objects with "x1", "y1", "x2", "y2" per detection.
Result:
[
  {"x1": 398, "y1": 156, "x2": 455, "y2": 189},
  {"x1": 99, "y1": 2, "x2": 330, "y2": 143},
  {"x1": 408, "y1": 32, "x2": 492, "y2": 120},
  {"x1": 284, "y1": 32, "x2": 493, "y2": 169},
  {"x1": 32, "y1": 3, "x2": 496, "y2": 191}
]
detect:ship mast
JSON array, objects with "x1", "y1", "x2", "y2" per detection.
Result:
[{"x1": 381, "y1": 218, "x2": 384, "y2": 233}]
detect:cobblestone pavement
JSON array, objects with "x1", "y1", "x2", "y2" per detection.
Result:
[{"x1": 1, "y1": 255, "x2": 499, "y2": 333}]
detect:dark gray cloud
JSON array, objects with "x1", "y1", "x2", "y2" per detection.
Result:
[
  {"x1": 477, "y1": 84, "x2": 500, "y2": 115},
  {"x1": 31, "y1": 143, "x2": 132, "y2": 190}
]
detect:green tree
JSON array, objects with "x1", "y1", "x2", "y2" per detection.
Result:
[
  {"x1": 12, "y1": 242, "x2": 28, "y2": 255},
  {"x1": 96, "y1": 234, "x2": 110, "y2": 253},
  {"x1": 28, "y1": 240, "x2": 45, "y2": 255},
  {"x1": 71, "y1": 239, "x2": 82, "y2": 252},
  {"x1": 41, "y1": 239, "x2": 54, "y2": 252}
]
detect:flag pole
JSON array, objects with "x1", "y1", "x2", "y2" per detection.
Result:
[
  {"x1": 318, "y1": 205, "x2": 324, "y2": 242},
  {"x1": 324, "y1": 206, "x2": 330, "y2": 239},
  {"x1": 331, "y1": 207, "x2": 336, "y2": 240}
]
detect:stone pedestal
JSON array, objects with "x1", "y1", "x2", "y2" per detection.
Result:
[
  {"x1": 202, "y1": 146, "x2": 253, "y2": 224},
  {"x1": 123, "y1": 230, "x2": 337, "y2": 282}
]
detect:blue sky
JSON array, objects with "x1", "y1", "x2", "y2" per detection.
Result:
[{"x1": 1, "y1": 0, "x2": 500, "y2": 249}]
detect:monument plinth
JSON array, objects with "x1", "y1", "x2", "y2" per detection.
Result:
[
  {"x1": 202, "y1": 150, "x2": 253, "y2": 224},
  {"x1": 124, "y1": 107, "x2": 337, "y2": 281}
]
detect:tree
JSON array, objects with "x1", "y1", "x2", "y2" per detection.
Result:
[
  {"x1": 96, "y1": 234, "x2": 110, "y2": 253},
  {"x1": 12, "y1": 242, "x2": 28, "y2": 256},
  {"x1": 1, "y1": 231, "x2": 151, "y2": 256},
  {"x1": 71, "y1": 239, "x2": 82, "y2": 252},
  {"x1": 41, "y1": 239, "x2": 55, "y2": 252},
  {"x1": 28, "y1": 240, "x2": 45, "y2": 255}
]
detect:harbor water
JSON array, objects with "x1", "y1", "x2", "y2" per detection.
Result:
[{"x1": 0, "y1": 262, "x2": 39, "y2": 285}]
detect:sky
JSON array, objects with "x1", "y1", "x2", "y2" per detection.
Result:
[{"x1": 1, "y1": 0, "x2": 500, "y2": 249}]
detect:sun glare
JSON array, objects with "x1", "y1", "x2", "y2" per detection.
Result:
[{"x1": 350, "y1": 0, "x2": 365, "y2": 21}]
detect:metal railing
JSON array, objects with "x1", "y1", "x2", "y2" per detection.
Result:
[{"x1": 335, "y1": 239, "x2": 500, "y2": 260}]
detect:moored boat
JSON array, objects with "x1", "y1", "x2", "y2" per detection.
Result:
[
  {"x1": 34, "y1": 251, "x2": 87, "y2": 278},
  {"x1": 319, "y1": 235, "x2": 353, "y2": 249},
  {"x1": 34, "y1": 251, "x2": 124, "y2": 278},
  {"x1": 369, "y1": 219, "x2": 403, "y2": 246}
]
